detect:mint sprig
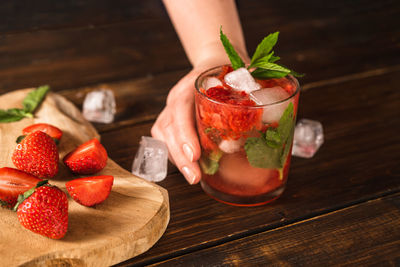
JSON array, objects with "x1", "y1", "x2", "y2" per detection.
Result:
[
  {"x1": 245, "y1": 103, "x2": 295, "y2": 169},
  {"x1": 0, "y1": 85, "x2": 50, "y2": 123},
  {"x1": 220, "y1": 29, "x2": 303, "y2": 79},
  {"x1": 220, "y1": 28, "x2": 245, "y2": 70}
]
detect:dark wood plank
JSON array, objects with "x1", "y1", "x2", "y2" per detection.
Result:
[
  {"x1": 241, "y1": 0, "x2": 400, "y2": 87},
  {"x1": 0, "y1": 0, "x2": 398, "y2": 92},
  {"x1": 0, "y1": 20, "x2": 188, "y2": 92},
  {"x1": 0, "y1": 0, "x2": 167, "y2": 34},
  {"x1": 100, "y1": 121, "x2": 177, "y2": 175},
  {"x1": 58, "y1": 70, "x2": 187, "y2": 133},
  {"x1": 109, "y1": 70, "x2": 400, "y2": 265},
  {"x1": 152, "y1": 193, "x2": 400, "y2": 266},
  {"x1": 102, "y1": 71, "x2": 400, "y2": 266}
]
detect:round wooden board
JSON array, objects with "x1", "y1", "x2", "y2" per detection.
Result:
[{"x1": 0, "y1": 89, "x2": 170, "y2": 267}]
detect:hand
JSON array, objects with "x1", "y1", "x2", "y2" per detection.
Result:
[{"x1": 151, "y1": 69, "x2": 204, "y2": 184}]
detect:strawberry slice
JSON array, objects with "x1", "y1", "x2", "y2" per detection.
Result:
[
  {"x1": 63, "y1": 138, "x2": 108, "y2": 174},
  {"x1": 66, "y1": 175, "x2": 114, "y2": 207},
  {"x1": 0, "y1": 167, "x2": 42, "y2": 208},
  {"x1": 22, "y1": 123, "x2": 63, "y2": 141}
]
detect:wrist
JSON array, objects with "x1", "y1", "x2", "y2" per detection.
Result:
[{"x1": 192, "y1": 41, "x2": 250, "y2": 71}]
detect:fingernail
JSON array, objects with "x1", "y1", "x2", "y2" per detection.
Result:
[
  {"x1": 182, "y1": 166, "x2": 196, "y2": 185},
  {"x1": 182, "y1": 143, "x2": 194, "y2": 162}
]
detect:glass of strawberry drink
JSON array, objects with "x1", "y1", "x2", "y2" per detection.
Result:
[{"x1": 195, "y1": 66, "x2": 300, "y2": 206}]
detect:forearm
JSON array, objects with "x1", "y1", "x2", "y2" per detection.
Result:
[{"x1": 163, "y1": 0, "x2": 249, "y2": 69}]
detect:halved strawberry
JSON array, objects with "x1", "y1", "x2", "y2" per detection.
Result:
[
  {"x1": 0, "y1": 167, "x2": 42, "y2": 208},
  {"x1": 66, "y1": 175, "x2": 114, "y2": 207},
  {"x1": 63, "y1": 138, "x2": 108, "y2": 174},
  {"x1": 22, "y1": 123, "x2": 63, "y2": 141}
]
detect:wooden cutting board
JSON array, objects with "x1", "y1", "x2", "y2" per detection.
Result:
[{"x1": 0, "y1": 89, "x2": 170, "y2": 267}]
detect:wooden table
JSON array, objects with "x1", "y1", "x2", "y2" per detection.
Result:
[{"x1": 1, "y1": 0, "x2": 399, "y2": 266}]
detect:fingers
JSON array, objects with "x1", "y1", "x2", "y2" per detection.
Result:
[{"x1": 151, "y1": 72, "x2": 202, "y2": 184}]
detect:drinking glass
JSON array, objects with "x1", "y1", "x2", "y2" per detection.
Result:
[{"x1": 194, "y1": 66, "x2": 300, "y2": 206}]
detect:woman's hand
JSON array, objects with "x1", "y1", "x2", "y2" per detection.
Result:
[
  {"x1": 155, "y1": 0, "x2": 249, "y2": 184},
  {"x1": 151, "y1": 68, "x2": 204, "y2": 184}
]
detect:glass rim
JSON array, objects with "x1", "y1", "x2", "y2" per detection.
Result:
[{"x1": 194, "y1": 65, "x2": 300, "y2": 109}]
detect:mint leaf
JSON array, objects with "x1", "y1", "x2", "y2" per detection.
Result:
[
  {"x1": 0, "y1": 109, "x2": 25, "y2": 122},
  {"x1": 244, "y1": 137, "x2": 281, "y2": 168},
  {"x1": 23, "y1": 85, "x2": 50, "y2": 113},
  {"x1": 251, "y1": 61, "x2": 291, "y2": 73},
  {"x1": 200, "y1": 150, "x2": 222, "y2": 175},
  {"x1": 245, "y1": 103, "x2": 295, "y2": 169},
  {"x1": 289, "y1": 70, "x2": 305, "y2": 78},
  {"x1": 250, "y1": 32, "x2": 279, "y2": 67},
  {"x1": 265, "y1": 129, "x2": 281, "y2": 148},
  {"x1": 280, "y1": 129, "x2": 294, "y2": 166},
  {"x1": 269, "y1": 54, "x2": 280, "y2": 63},
  {"x1": 0, "y1": 85, "x2": 50, "y2": 123},
  {"x1": 251, "y1": 68, "x2": 288, "y2": 79},
  {"x1": 277, "y1": 102, "x2": 294, "y2": 141},
  {"x1": 220, "y1": 28, "x2": 245, "y2": 70},
  {"x1": 200, "y1": 158, "x2": 219, "y2": 175}
]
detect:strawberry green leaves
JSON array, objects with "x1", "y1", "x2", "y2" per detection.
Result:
[
  {"x1": 0, "y1": 85, "x2": 50, "y2": 123},
  {"x1": 245, "y1": 103, "x2": 295, "y2": 169},
  {"x1": 220, "y1": 28, "x2": 303, "y2": 79},
  {"x1": 220, "y1": 28, "x2": 245, "y2": 70}
]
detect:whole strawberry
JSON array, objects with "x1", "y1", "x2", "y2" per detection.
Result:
[
  {"x1": 12, "y1": 131, "x2": 59, "y2": 178},
  {"x1": 14, "y1": 180, "x2": 68, "y2": 239}
]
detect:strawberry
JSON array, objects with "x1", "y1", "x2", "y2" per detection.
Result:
[
  {"x1": 22, "y1": 123, "x2": 63, "y2": 141},
  {"x1": 66, "y1": 175, "x2": 114, "y2": 207},
  {"x1": 196, "y1": 86, "x2": 262, "y2": 140},
  {"x1": 0, "y1": 167, "x2": 42, "y2": 208},
  {"x1": 63, "y1": 138, "x2": 108, "y2": 174},
  {"x1": 14, "y1": 180, "x2": 68, "y2": 239},
  {"x1": 12, "y1": 131, "x2": 59, "y2": 178}
]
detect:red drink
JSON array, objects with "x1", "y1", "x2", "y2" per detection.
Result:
[{"x1": 195, "y1": 65, "x2": 300, "y2": 206}]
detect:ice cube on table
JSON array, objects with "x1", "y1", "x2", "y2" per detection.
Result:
[
  {"x1": 83, "y1": 89, "x2": 116, "y2": 123},
  {"x1": 203, "y1": 77, "x2": 223, "y2": 90},
  {"x1": 250, "y1": 87, "x2": 291, "y2": 123},
  {"x1": 132, "y1": 136, "x2": 168, "y2": 182},
  {"x1": 292, "y1": 119, "x2": 324, "y2": 158},
  {"x1": 224, "y1": 67, "x2": 261, "y2": 93}
]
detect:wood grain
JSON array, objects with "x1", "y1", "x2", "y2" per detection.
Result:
[
  {"x1": 0, "y1": 1, "x2": 168, "y2": 34},
  {"x1": 152, "y1": 193, "x2": 400, "y2": 266},
  {"x1": 0, "y1": 89, "x2": 169, "y2": 267},
  {"x1": 0, "y1": 0, "x2": 398, "y2": 92},
  {"x1": 58, "y1": 69, "x2": 187, "y2": 133},
  {"x1": 115, "y1": 69, "x2": 400, "y2": 266}
]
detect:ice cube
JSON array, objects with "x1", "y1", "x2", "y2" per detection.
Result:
[
  {"x1": 132, "y1": 136, "x2": 168, "y2": 182},
  {"x1": 203, "y1": 77, "x2": 223, "y2": 90},
  {"x1": 250, "y1": 87, "x2": 291, "y2": 123},
  {"x1": 218, "y1": 138, "x2": 244, "y2": 154},
  {"x1": 292, "y1": 119, "x2": 324, "y2": 158},
  {"x1": 218, "y1": 151, "x2": 276, "y2": 188},
  {"x1": 224, "y1": 67, "x2": 261, "y2": 93},
  {"x1": 83, "y1": 89, "x2": 116, "y2": 123}
]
